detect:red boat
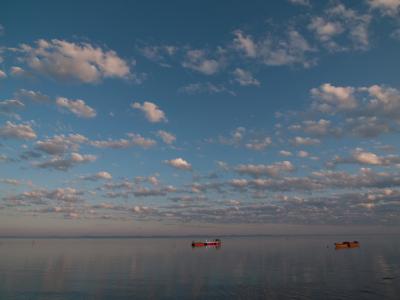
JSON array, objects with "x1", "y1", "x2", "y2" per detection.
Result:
[{"x1": 192, "y1": 239, "x2": 221, "y2": 247}]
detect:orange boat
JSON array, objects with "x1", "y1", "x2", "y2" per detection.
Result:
[
  {"x1": 334, "y1": 241, "x2": 360, "y2": 249},
  {"x1": 192, "y1": 239, "x2": 221, "y2": 248}
]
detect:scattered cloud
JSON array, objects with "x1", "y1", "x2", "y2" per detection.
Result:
[
  {"x1": 35, "y1": 134, "x2": 87, "y2": 155},
  {"x1": 290, "y1": 136, "x2": 320, "y2": 146},
  {"x1": 0, "y1": 70, "x2": 6, "y2": 79},
  {"x1": 0, "y1": 121, "x2": 36, "y2": 140},
  {"x1": 56, "y1": 97, "x2": 96, "y2": 118},
  {"x1": 232, "y1": 68, "x2": 260, "y2": 86},
  {"x1": 179, "y1": 82, "x2": 235, "y2": 95},
  {"x1": 17, "y1": 39, "x2": 131, "y2": 83},
  {"x1": 288, "y1": 0, "x2": 311, "y2": 6},
  {"x1": 157, "y1": 130, "x2": 176, "y2": 144},
  {"x1": 82, "y1": 171, "x2": 112, "y2": 181},
  {"x1": 164, "y1": 158, "x2": 192, "y2": 170},
  {"x1": 131, "y1": 101, "x2": 167, "y2": 123},
  {"x1": 235, "y1": 161, "x2": 295, "y2": 177},
  {"x1": 367, "y1": 0, "x2": 400, "y2": 16},
  {"x1": 16, "y1": 89, "x2": 50, "y2": 103},
  {"x1": 0, "y1": 99, "x2": 25, "y2": 115},
  {"x1": 182, "y1": 49, "x2": 221, "y2": 75},
  {"x1": 35, "y1": 152, "x2": 96, "y2": 171}
]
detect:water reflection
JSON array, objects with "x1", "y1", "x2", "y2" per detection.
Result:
[{"x1": 0, "y1": 235, "x2": 399, "y2": 299}]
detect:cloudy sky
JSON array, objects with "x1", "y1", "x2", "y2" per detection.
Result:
[{"x1": 1, "y1": 0, "x2": 400, "y2": 236}]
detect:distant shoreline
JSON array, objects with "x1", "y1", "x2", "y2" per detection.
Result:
[{"x1": 0, "y1": 233, "x2": 399, "y2": 239}]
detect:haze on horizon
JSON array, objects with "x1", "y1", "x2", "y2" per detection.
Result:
[{"x1": 1, "y1": 0, "x2": 400, "y2": 236}]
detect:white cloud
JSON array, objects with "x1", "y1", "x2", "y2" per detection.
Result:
[
  {"x1": 10, "y1": 66, "x2": 29, "y2": 77},
  {"x1": 56, "y1": 97, "x2": 96, "y2": 118},
  {"x1": 290, "y1": 136, "x2": 320, "y2": 146},
  {"x1": 164, "y1": 158, "x2": 192, "y2": 170},
  {"x1": 288, "y1": 0, "x2": 310, "y2": 6},
  {"x1": 35, "y1": 134, "x2": 87, "y2": 155},
  {"x1": 353, "y1": 150, "x2": 382, "y2": 165},
  {"x1": 367, "y1": 0, "x2": 400, "y2": 16},
  {"x1": 0, "y1": 70, "x2": 6, "y2": 79},
  {"x1": 83, "y1": 171, "x2": 112, "y2": 181},
  {"x1": 311, "y1": 83, "x2": 357, "y2": 113},
  {"x1": 308, "y1": 17, "x2": 344, "y2": 44},
  {"x1": 179, "y1": 82, "x2": 235, "y2": 95},
  {"x1": 157, "y1": 130, "x2": 176, "y2": 144},
  {"x1": 35, "y1": 152, "x2": 96, "y2": 171},
  {"x1": 90, "y1": 133, "x2": 156, "y2": 149},
  {"x1": 279, "y1": 150, "x2": 293, "y2": 156},
  {"x1": 245, "y1": 137, "x2": 272, "y2": 151},
  {"x1": 235, "y1": 161, "x2": 295, "y2": 177},
  {"x1": 16, "y1": 89, "x2": 50, "y2": 103},
  {"x1": 182, "y1": 49, "x2": 221, "y2": 75},
  {"x1": 127, "y1": 133, "x2": 157, "y2": 148},
  {"x1": 326, "y1": 3, "x2": 371, "y2": 50},
  {"x1": 131, "y1": 101, "x2": 167, "y2": 123},
  {"x1": 232, "y1": 30, "x2": 257, "y2": 57},
  {"x1": 0, "y1": 99, "x2": 25, "y2": 115},
  {"x1": 0, "y1": 121, "x2": 36, "y2": 140},
  {"x1": 297, "y1": 150, "x2": 309, "y2": 158},
  {"x1": 232, "y1": 68, "x2": 260, "y2": 86},
  {"x1": 18, "y1": 39, "x2": 131, "y2": 83}
]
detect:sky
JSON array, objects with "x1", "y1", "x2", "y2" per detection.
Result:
[{"x1": 1, "y1": 0, "x2": 400, "y2": 236}]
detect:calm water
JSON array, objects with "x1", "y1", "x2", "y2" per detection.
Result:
[{"x1": 0, "y1": 235, "x2": 399, "y2": 299}]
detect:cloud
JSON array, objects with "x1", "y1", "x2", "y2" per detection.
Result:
[
  {"x1": 35, "y1": 134, "x2": 87, "y2": 155},
  {"x1": 290, "y1": 136, "x2": 320, "y2": 146},
  {"x1": 0, "y1": 99, "x2": 25, "y2": 115},
  {"x1": 0, "y1": 121, "x2": 36, "y2": 140},
  {"x1": 131, "y1": 101, "x2": 167, "y2": 123},
  {"x1": 10, "y1": 66, "x2": 29, "y2": 77},
  {"x1": 164, "y1": 158, "x2": 192, "y2": 170},
  {"x1": 332, "y1": 149, "x2": 400, "y2": 166},
  {"x1": 35, "y1": 152, "x2": 96, "y2": 171},
  {"x1": 308, "y1": 17, "x2": 344, "y2": 45},
  {"x1": 90, "y1": 133, "x2": 156, "y2": 149},
  {"x1": 83, "y1": 171, "x2": 112, "y2": 181},
  {"x1": 232, "y1": 68, "x2": 260, "y2": 86},
  {"x1": 18, "y1": 39, "x2": 131, "y2": 83},
  {"x1": 279, "y1": 150, "x2": 293, "y2": 156},
  {"x1": 311, "y1": 83, "x2": 357, "y2": 113},
  {"x1": 367, "y1": 0, "x2": 400, "y2": 16},
  {"x1": 56, "y1": 97, "x2": 96, "y2": 118},
  {"x1": 245, "y1": 137, "x2": 272, "y2": 151},
  {"x1": 235, "y1": 161, "x2": 295, "y2": 177},
  {"x1": 157, "y1": 130, "x2": 176, "y2": 144},
  {"x1": 288, "y1": 0, "x2": 311, "y2": 6},
  {"x1": 0, "y1": 70, "x2": 6, "y2": 79},
  {"x1": 232, "y1": 30, "x2": 257, "y2": 58},
  {"x1": 325, "y1": 3, "x2": 371, "y2": 50},
  {"x1": 178, "y1": 82, "x2": 235, "y2": 95},
  {"x1": 219, "y1": 127, "x2": 246, "y2": 146},
  {"x1": 16, "y1": 89, "x2": 50, "y2": 103},
  {"x1": 257, "y1": 30, "x2": 315, "y2": 67},
  {"x1": 4, "y1": 187, "x2": 84, "y2": 203},
  {"x1": 182, "y1": 49, "x2": 221, "y2": 75},
  {"x1": 139, "y1": 44, "x2": 177, "y2": 65}
]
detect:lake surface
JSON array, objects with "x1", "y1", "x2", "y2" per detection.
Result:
[{"x1": 0, "y1": 235, "x2": 399, "y2": 299}]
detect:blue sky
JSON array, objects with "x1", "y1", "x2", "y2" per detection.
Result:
[{"x1": 1, "y1": 0, "x2": 400, "y2": 235}]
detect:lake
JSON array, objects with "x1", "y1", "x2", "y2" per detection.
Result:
[{"x1": 0, "y1": 235, "x2": 399, "y2": 299}]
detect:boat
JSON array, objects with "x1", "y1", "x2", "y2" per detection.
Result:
[
  {"x1": 334, "y1": 241, "x2": 360, "y2": 249},
  {"x1": 192, "y1": 239, "x2": 221, "y2": 248}
]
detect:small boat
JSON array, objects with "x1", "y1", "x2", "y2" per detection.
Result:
[
  {"x1": 334, "y1": 241, "x2": 360, "y2": 249},
  {"x1": 192, "y1": 239, "x2": 221, "y2": 248}
]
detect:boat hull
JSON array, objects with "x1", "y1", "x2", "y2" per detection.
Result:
[{"x1": 334, "y1": 241, "x2": 359, "y2": 249}]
